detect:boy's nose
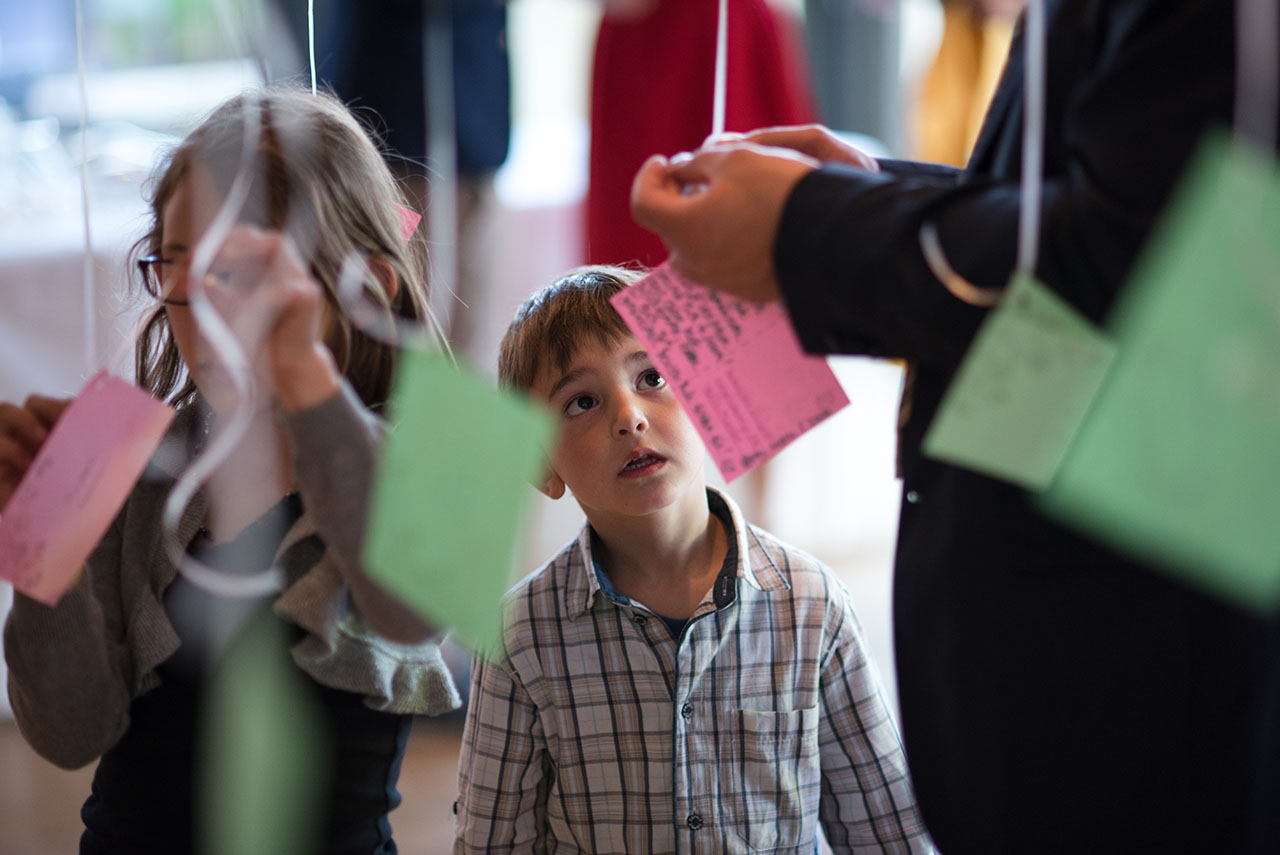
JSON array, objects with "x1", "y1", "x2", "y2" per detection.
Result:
[{"x1": 613, "y1": 397, "x2": 648, "y2": 436}]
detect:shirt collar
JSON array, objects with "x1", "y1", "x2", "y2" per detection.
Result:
[{"x1": 564, "y1": 486, "x2": 789, "y2": 620}]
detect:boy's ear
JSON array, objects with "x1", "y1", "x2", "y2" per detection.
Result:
[
  {"x1": 369, "y1": 257, "x2": 400, "y2": 302},
  {"x1": 537, "y1": 466, "x2": 566, "y2": 500}
]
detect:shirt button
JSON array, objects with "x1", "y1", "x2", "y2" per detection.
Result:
[
  {"x1": 687, "y1": 813, "x2": 703, "y2": 831},
  {"x1": 632, "y1": 613, "x2": 647, "y2": 626},
  {"x1": 681, "y1": 702, "x2": 693, "y2": 719},
  {"x1": 905, "y1": 490, "x2": 921, "y2": 504}
]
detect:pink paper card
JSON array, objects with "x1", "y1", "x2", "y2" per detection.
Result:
[
  {"x1": 0, "y1": 371, "x2": 175, "y2": 605},
  {"x1": 396, "y1": 205, "x2": 421, "y2": 242},
  {"x1": 611, "y1": 264, "x2": 850, "y2": 481}
]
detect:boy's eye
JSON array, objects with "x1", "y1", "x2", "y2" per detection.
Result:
[
  {"x1": 564, "y1": 394, "x2": 598, "y2": 416},
  {"x1": 638, "y1": 369, "x2": 665, "y2": 390}
]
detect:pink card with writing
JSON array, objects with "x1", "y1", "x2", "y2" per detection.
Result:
[
  {"x1": 0, "y1": 371, "x2": 175, "y2": 605},
  {"x1": 611, "y1": 264, "x2": 849, "y2": 481}
]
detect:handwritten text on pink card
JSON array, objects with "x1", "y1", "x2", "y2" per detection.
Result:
[
  {"x1": 611, "y1": 264, "x2": 849, "y2": 481},
  {"x1": 0, "y1": 371, "x2": 175, "y2": 605}
]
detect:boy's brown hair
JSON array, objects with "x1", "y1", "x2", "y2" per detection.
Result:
[{"x1": 498, "y1": 265, "x2": 645, "y2": 392}]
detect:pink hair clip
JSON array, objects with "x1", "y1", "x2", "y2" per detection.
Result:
[{"x1": 396, "y1": 204, "x2": 422, "y2": 242}]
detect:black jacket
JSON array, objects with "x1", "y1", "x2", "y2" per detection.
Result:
[{"x1": 776, "y1": 2, "x2": 1279, "y2": 852}]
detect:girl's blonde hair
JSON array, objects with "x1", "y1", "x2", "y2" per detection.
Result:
[{"x1": 132, "y1": 85, "x2": 430, "y2": 412}]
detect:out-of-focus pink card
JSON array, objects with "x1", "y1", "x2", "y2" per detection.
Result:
[
  {"x1": 611, "y1": 263, "x2": 849, "y2": 481},
  {"x1": 396, "y1": 205, "x2": 421, "y2": 242},
  {"x1": 0, "y1": 371, "x2": 175, "y2": 605}
]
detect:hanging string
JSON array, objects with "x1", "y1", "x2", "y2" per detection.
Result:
[
  {"x1": 333, "y1": 249, "x2": 454, "y2": 356},
  {"x1": 919, "y1": 0, "x2": 1047, "y2": 306},
  {"x1": 422, "y1": 0, "x2": 460, "y2": 358},
  {"x1": 1016, "y1": 0, "x2": 1045, "y2": 275},
  {"x1": 210, "y1": 0, "x2": 260, "y2": 81},
  {"x1": 105, "y1": 0, "x2": 284, "y2": 378},
  {"x1": 157, "y1": 0, "x2": 449, "y2": 594},
  {"x1": 1235, "y1": 0, "x2": 1278, "y2": 153},
  {"x1": 712, "y1": 0, "x2": 728, "y2": 137},
  {"x1": 300, "y1": 1, "x2": 454, "y2": 357},
  {"x1": 1232, "y1": 0, "x2": 1280, "y2": 329},
  {"x1": 164, "y1": 2, "x2": 330, "y2": 597},
  {"x1": 162, "y1": 1, "x2": 279, "y2": 598},
  {"x1": 73, "y1": 0, "x2": 96, "y2": 377},
  {"x1": 918, "y1": 224, "x2": 1003, "y2": 306},
  {"x1": 160, "y1": 93, "x2": 289, "y2": 598},
  {"x1": 308, "y1": 0, "x2": 318, "y2": 95},
  {"x1": 334, "y1": 0, "x2": 454, "y2": 359}
]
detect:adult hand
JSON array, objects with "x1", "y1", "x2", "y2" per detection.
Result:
[
  {"x1": 0, "y1": 395, "x2": 70, "y2": 511},
  {"x1": 709, "y1": 124, "x2": 880, "y2": 173},
  {"x1": 630, "y1": 141, "x2": 821, "y2": 303},
  {"x1": 204, "y1": 225, "x2": 340, "y2": 412}
]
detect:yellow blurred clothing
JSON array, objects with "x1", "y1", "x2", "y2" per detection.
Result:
[{"x1": 912, "y1": 3, "x2": 1016, "y2": 166}]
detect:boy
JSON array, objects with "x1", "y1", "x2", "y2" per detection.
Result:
[{"x1": 454, "y1": 266, "x2": 934, "y2": 854}]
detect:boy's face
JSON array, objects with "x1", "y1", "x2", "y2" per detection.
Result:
[{"x1": 531, "y1": 334, "x2": 706, "y2": 522}]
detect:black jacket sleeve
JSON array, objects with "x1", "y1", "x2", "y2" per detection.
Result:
[{"x1": 775, "y1": 0, "x2": 1238, "y2": 370}]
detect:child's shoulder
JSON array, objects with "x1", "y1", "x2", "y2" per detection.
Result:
[
  {"x1": 738, "y1": 519, "x2": 849, "y2": 603},
  {"x1": 737, "y1": 521, "x2": 870, "y2": 652},
  {"x1": 501, "y1": 531, "x2": 588, "y2": 619},
  {"x1": 494, "y1": 532, "x2": 597, "y2": 671}
]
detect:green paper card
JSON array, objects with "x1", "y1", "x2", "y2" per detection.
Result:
[
  {"x1": 364, "y1": 351, "x2": 553, "y2": 654},
  {"x1": 1043, "y1": 133, "x2": 1280, "y2": 611},
  {"x1": 201, "y1": 609, "x2": 328, "y2": 855},
  {"x1": 923, "y1": 271, "x2": 1118, "y2": 491}
]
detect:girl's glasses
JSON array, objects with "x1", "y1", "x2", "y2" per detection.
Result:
[{"x1": 137, "y1": 255, "x2": 190, "y2": 306}]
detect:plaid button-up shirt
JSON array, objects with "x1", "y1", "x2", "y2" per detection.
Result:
[{"x1": 455, "y1": 489, "x2": 934, "y2": 854}]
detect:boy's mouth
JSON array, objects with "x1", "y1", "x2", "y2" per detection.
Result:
[{"x1": 619, "y1": 449, "x2": 665, "y2": 476}]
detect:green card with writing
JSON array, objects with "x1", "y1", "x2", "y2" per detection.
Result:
[
  {"x1": 201, "y1": 608, "x2": 328, "y2": 855},
  {"x1": 1042, "y1": 133, "x2": 1280, "y2": 611},
  {"x1": 923, "y1": 271, "x2": 1117, "y2": 491},
  {"x1": 364, "y1": 350, "x2": 553, "y2": 654}
]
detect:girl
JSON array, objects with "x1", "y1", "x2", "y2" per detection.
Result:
[{"x1": 1, "y1": 86, "x2": 459, "y2": 854}]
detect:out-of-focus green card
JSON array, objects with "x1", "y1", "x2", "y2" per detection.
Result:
[
  {"x1": 201, "y1": 609, "x2": 328, "y2": 855},
  {"x1": 1042, "y1": 132, "x2": 1280, "y2": 611},
  {"x1": 923, "y1": 271, "x2": 1117, "y2": 491},
  {"x1": 364, "y1": 351, "x2": 553, "y2": 654}
]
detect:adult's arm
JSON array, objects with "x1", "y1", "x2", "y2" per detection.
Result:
[
  {"x1": 776, "y1": 0, "x2": 1234, "y2": 367},
  {"x1": 633, "y1": 2, "x2": 1234, "y2": 367}
]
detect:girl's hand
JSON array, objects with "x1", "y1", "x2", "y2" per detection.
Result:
[
  {"x1": 0, "y1": 396, "x2": 70, "y2": 511},
  {"x1": 205, "y1": 225, "x2": 341, "y2": 412}
]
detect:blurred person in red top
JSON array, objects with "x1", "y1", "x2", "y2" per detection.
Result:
[{"x1": 586, "y1": 0, "x2": 818, "y2": 269}]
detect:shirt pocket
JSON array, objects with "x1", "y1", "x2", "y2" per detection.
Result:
[{"x1": 724, "y1": 706, "x2": 821, "y2": 853}]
